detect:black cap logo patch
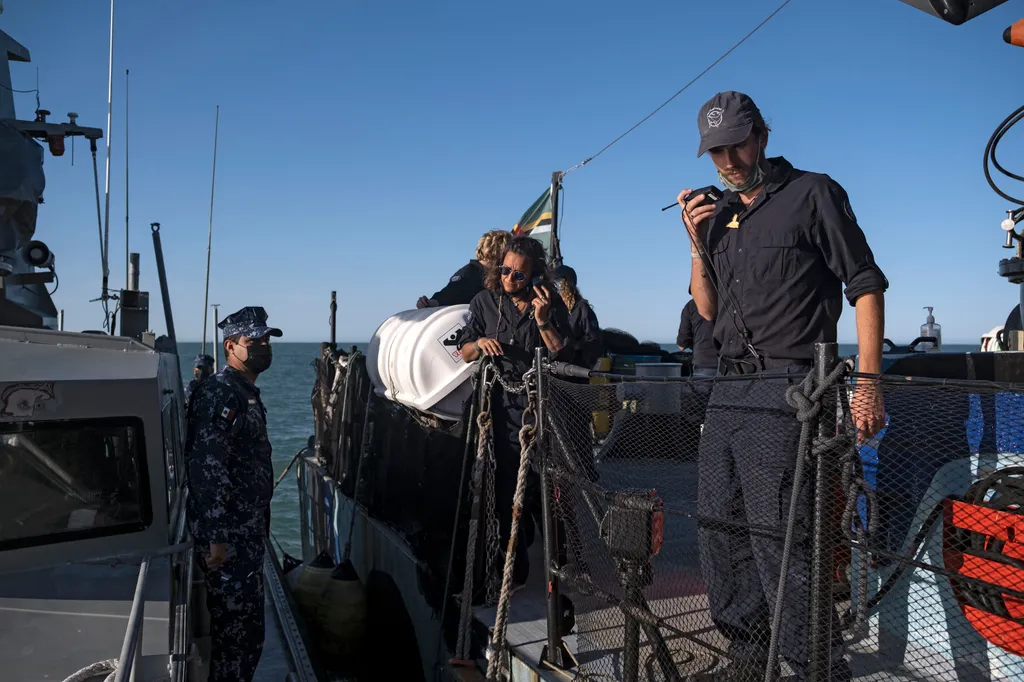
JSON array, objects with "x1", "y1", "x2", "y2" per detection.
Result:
[{"x1": 707, "y1": 107, "x2": 724, "y2": 128}]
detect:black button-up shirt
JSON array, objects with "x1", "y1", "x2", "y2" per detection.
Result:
[
  {"x1": 676, "y1": 298, "x2": 717, "y2": 369},
  {"x1": 431, "y1": 260, "x2": 486, "y2": 306},
  {"x1": 456, "y1": 288, "x2": 571, "y2": 377},
  {"x1": 702, "y1": 156, "x2": 888, "y2": 362},
  {"x1": 456, "y1": 288, "x2": 571, "y2": 444}
]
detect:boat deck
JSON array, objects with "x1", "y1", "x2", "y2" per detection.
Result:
[
  {"x1": 301, "y1": 450, "x2": 1024, "y2": 682},
  {"x1": 473, "y1": 566, "x2": 1013, "y2": 682}
]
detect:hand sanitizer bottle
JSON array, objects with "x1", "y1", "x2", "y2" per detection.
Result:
[{"x1": 919, "y1": 306, "x2": 941, "y2": 352}]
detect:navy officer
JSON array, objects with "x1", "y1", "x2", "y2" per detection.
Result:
[
  {"x1": 678, "y1": 91, "x2": 887, "y2": 681},
  {"x1": 186, "y1": 353, "x2": 215, "y2": 404},
  {"x1": 185, "y1": 305, "x2": 281, "y2": 682}
]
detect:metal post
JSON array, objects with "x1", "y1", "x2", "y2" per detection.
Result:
[
  {"x1": 127, "y1": 252, "x2": 139, "y2": 291},
  {"x1": 536, "y1": 347, "x2": 567, "y2": 669},
  {"x1": 124, "y1": 68, "x2": 130, "y2": 292},
  {"x1": 58, "y1": 309, "x2": 64, "y2": 331},
  {"x1": 808, "y1": 342, "x2": 839, "y2": 682},
  {"x1": 201, "y1": 105, "x2": 220, "y2": 358},
  {"x1": 150, "y1": 223, "x2": 177, "y2": 351},
  {"x1": 549, "y1": 172, "x2": 563, "y2": 268},
  {"x1": 330, "y1": 290, "x2": 337, "y2": 349},
  {"x1": 113, "y1": 557, "x2": 150, "y2": 682},
  {"x1": 212, "y1": 304, "x2": 220, "y2": 368}
]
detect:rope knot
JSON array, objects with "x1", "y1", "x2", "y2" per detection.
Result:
[{"x1": 785, "y1": 380, "x2": 821, "y2": 423}]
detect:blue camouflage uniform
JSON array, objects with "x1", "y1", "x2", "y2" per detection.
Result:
[
  {"x1": 186, "y1": 306, "x2": 281, "y2": 682},
  {"x1": 186, "y1": 353, "x2": 215, "y2": 404}
]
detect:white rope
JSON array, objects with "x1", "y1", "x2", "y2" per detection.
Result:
[
  {"x1": 486, "y1": 372, "x2": 539, "y2": 681},
  {"x1": 61, "y1": 659, "x2": 117, "y2": 682}
]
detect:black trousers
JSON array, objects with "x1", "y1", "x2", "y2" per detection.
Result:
[
  {"x1": 493, "y1": 392, "x2": 535, "y2": 585},
  {"x1": 695, "y1": 367, "x2": 844, "y2": 678}
]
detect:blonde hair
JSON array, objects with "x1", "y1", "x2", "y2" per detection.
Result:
[
  {"x1": 476, "y1": 230, "x2": 512, "y2": 264},
  {"x1": 560, "y1": 283, "x2": 579, "y2": 312}
]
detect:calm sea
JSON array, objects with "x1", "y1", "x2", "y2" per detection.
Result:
[{"x1": 177, "y1": 340, "x2": 979, "y2": 556}]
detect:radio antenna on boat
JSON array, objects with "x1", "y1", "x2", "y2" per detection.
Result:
[
  {"x1": 100, "y1": 0, "x2": 115, "y2": 330},
  {"x1": 124, "y1": 68, "x2": 130, "y2": 291},
  {"x1": 201, "y1": 105, "x2": 220, "y2": 358}
]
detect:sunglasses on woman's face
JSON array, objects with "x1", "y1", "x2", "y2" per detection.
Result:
[{"x1": 499, "y1": 265, "x2": 527, "y2": 282}]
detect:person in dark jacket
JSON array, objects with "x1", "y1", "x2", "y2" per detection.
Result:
[
  {"x1": 186, "y1": 306, "x2": 280, "y2": 682},
  {"x1": 677, "y1": 296, "x2": 717, "y2": 377},
  {"x1": 416, "y1": 229, "x2": 511, "y2": 308},
  {"x1": 552, "y1": 264, "x2": 602, "y2": 369},
  {"x1": 186, "y1": 354, "x2": 215, "y2": 404}
]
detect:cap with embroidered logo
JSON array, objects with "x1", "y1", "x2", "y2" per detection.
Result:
[{"x1": 697, "y1": 91, "x2": 765, "y2": 157}]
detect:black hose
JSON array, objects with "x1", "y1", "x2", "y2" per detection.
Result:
[{"x1": 983, "y1": 103, "x2": 1024, "y2": 207}]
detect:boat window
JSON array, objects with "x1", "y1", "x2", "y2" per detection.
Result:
[{"x1": 0, "y1": 417, "x2": 151, "y2": 551}]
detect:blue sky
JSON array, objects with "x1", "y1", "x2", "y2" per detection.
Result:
[{"x1": 2, "y1": 0, "x2": 1023, "y2": 344}]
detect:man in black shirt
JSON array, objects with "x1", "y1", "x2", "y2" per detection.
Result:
[
  {"x1": 416, "y1": 229, "x2": 511, "y2": 308},
  {"x1": 678, "y1": 91, "x2": 887, "y2": 681},
  {"x1": 677, "y1": 296, "x2": 717, "y2": 377}
]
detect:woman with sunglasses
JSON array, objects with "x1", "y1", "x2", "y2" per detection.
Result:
[{"x1": 457, "y1": 236, "x2": 571, "y2": 588}]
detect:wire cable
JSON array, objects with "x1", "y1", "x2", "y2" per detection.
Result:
[
  {"x1": 563, "y1": 0, "x2": 795, "y2": 175},
  {"x1": 984, "y1": 103, "x2": 1024, "y2": 208}
]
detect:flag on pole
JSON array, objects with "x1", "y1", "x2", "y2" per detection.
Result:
[{"x1": 511, "y1": 187, "x2": 554, "y2": 258}]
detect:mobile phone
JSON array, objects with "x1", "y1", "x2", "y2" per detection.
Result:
[{"x1": 684, "y1": 185, "x2": 723, "y2": 206}]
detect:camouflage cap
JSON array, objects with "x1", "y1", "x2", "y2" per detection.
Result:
[
  {"x1": 218, "y1": 306, "x2": 283, "y2": 340},
  {"x1": 194, "y1": 354, "x2": 215, "y2": 368}
]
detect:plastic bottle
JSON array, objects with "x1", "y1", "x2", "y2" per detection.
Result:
[{"x1": 919, "y1": 306, "x2": 941, "y2": 352}]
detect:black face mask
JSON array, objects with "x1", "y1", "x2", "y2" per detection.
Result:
[{"x1": 241, "y1": 344, "x2": 273, "y2": 374}]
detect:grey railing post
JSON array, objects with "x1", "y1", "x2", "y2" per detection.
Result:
[
  {"x1": 536, "y1": 346, "x2": 568, "y2": 669},
  {"x1": 808, "y1": 342, "x2": 840, "y2": 682},
  {"x1": 113, "y1": 557, "x2": 150, "y2": 682}
]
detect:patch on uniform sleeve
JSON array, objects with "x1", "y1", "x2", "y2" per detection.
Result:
[
  {"x1": 843, "y1": 197, "x2": 856, "y2": 222},
  {"x1": 450, "y1": 274, "x2": 462, "y2": 283},
  {"x1": 212, "y1": 405, "x2": 237, "y2": 431}
]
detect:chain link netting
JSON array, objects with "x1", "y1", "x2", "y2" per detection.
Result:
[{"x1": 541, "y1": 368, "x2": 1024, "y2": 682}]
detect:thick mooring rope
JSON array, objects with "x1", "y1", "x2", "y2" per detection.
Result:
[
  {"x1": 456, "y1": 364, "x2": 497, "y2": 659},
  {"x1": 486, "y1": 369, "x2": 539, "y2": 681}
]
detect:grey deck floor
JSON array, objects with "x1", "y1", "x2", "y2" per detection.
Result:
[
  {"x1": 254, "y1": 589, "x2": 295, "y2": 682},
  {"x1": 473, "y1": 568, "x2": 1011, "y2": 682}
]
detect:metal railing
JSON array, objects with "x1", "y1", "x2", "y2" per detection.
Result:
[{"x1": 513, "y1": 343, "x2": 1024, "y2": 682}]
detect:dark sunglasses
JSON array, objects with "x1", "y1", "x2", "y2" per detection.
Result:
[{"x1": 498, "y1": 265, "x2": 527, "y2": 282}]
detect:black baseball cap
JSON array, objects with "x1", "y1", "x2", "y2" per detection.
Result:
[
  {"x1": 697, "y1": 91, "x2": 765, "y2": 157},
  {"x1": 553, "y1": 265, "x2": 577, "y2": 287}
]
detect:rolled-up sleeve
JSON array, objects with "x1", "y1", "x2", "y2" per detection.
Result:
[{"x1": 813, "y1": 178, "x2": 889, "y2": 306}]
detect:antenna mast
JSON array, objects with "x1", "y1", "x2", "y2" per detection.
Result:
[
  {"x1": 101, "y1": 0, "x2": 115, "y2": 328},
  {"x1": 124, "y1": 68, "x2": 130, "y2": 290},
  {"x1": 201, "y1": 105, "x2": 220, "y2": 357}
]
